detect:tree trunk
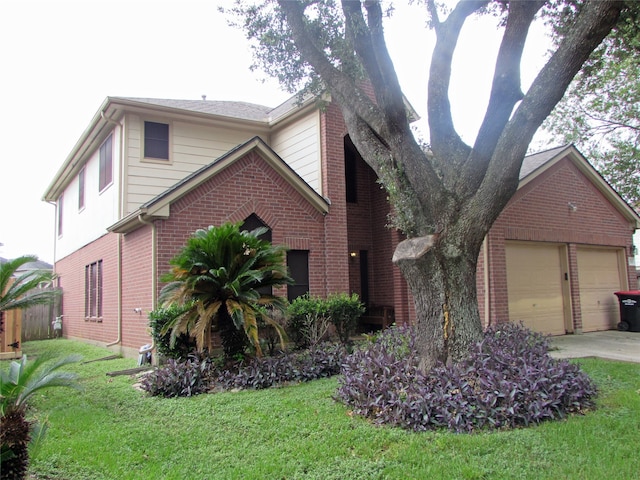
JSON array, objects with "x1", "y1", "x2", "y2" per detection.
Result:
[
  {"x1": 218, "y1": 308, "x2": 248, "y2": 360},
  {"x1": 393, "y1": 234, "x2": 484, "y2": 371}
]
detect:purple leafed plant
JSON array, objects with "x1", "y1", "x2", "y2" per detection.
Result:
[{"x1": 335, "y1": 323, "x2": 597, "y2": 432}]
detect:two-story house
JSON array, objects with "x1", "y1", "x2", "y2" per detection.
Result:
[{"x1": 43, "y1": 93, "x2": 639, "y2": 356}]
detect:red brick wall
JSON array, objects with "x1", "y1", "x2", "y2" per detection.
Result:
[
  {"x1": 55, "y1": 233, "x2": 120, "y2": 346},
  {"x1": 54, "y1": 229, "x2": 155, "y2": 353},
  {"x1": 319, "y1": 103, "x2": 352, "y2": 296},
  {"x1": 120, "y1": 225, "x2": 154, "y2": 349},
  {"x1": 481, "y1": 156, "x2": 636, "y2": 329},
  {"x1": 154, "y1": 151, "x2": 328, "y2": 299}
]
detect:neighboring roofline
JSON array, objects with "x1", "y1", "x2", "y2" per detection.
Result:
[
  {"x1": 519, "y1": 144, "x2": 640, "y2": 229},
  {"x1": 108, "y1": 136, "x2": 330, "y2": 234}
]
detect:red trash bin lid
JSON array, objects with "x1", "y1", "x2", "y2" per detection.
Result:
[{"x1": 614, "y1": 290, "x2": 640, "y2": 296}]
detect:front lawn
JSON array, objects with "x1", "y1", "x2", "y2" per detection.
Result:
[{"x1": 9, "y1": 339, "x2": 640, "y2": 479}]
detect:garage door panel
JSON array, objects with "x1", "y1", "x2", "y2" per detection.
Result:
[
  {"x1": 577, "y1": 248, "x2": 622, "y2": 332},
  {"x1": 506, "y1": 243, "x2": 567, "y2": 336}
]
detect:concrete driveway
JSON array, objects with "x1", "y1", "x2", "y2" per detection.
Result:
[{"x1": 549, "y1": 330, "x2": 640, "y2": 363}]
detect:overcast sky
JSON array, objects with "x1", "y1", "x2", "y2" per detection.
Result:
[{"x1": 0, "y1": 0, "x2": 556, "y2": 264}]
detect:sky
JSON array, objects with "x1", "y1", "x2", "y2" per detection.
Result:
[{"x1": 0, "y1": 0, "x2": 564, "y2": 264}]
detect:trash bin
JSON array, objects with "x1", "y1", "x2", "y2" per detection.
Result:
[{"x1": 614, "y1": 291, "x2": 640, "y2": 332}]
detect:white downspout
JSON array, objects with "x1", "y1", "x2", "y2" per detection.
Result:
[{"x1": 103, "y1": 110, "x2": 124, "y2": 349}]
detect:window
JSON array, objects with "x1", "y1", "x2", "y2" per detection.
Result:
[
  {"x1": 85, "y1": 260, "x2": 103, "y2": 319},
  {"x1": 57, "y1": 194, "x2": 63, "y2": 237},
  {"x1": 242, "y1": 214, "x2": 272, "y2": 295},
  {"x1": 144, "y1": 121, "x2": 169, "y2": 160},
  {"x1": 78, "y1": 168, "x2": 85, "y2": 210},
  {"x1": 344, "y1": 135, "x2": 360, "y2": 203},
  {"x1": 287, "y1": 250, "x2": 309, "y2": 302},
  {"x1": 99, "y1": 135, "x2": 113, "y2": 191}
]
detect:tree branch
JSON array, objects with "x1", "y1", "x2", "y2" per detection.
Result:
[
  {"x1": 473, "y1": 0, "x2": 625, "y2": 231},
  {"x1": 277, "y1": 0, "x2": 385, "y2": 134},
  {"x1": 342, "y1": 1, "x2": 408, "y2": 132},
  {"x1": 428, "y1": 0, "x2": 487, "y2": 164},
  {"x1": 465, "y1": 1, "x2": 545, "y2": 180}
]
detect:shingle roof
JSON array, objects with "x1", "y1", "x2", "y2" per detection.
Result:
[
  {"x1": 115, "y1": 98, "x2": 274, "y2": 122},
  {"x1": 520, "y1": 144, "x2": 571, "y2": 179}
]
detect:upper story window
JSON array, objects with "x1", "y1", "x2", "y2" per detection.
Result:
[
  {"x1": 144, "y1": 121, "x2": 169, "y2": 160},
  {"x1": 99, "y1": 134, "x2": 113, "y2": 192},
  {"x1": 78, "y1": 167, "x2": 85, "y2": 210},
  {"x1": 344, "y1": 135, "x2": 359, "y2": 203},
  {"x1": 57, "y1": 194, "x2": 63, "y2": 237}
]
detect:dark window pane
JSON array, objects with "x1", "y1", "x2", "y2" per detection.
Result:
[
  {"x1": 344, "y1": 135, "x2": 359, "y2": 203},
  {"x1": 144, "y1": 121, "x2": 169, "y2": 159},
  {"x1": 287, "y1": 250, "x2": 309, "y2": 302},
  {"x1": 99, "y1": 135, "x2": 113, "y2": 191}
]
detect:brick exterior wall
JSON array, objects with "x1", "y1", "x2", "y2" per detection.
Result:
[
  {"x1": 57, "y1": 102, "x2": 637, "y2": 352},
  {"x1": 54, "y1": 228, "x2": 155, "y2": 355},
  {"x1": 55, "y1": 233, "x2": 120, "y2": 347},
  {"x1": 154, "y1": 151, "x2": 328, "y2": 300},
  {"x1": 319, "y1": 103, "x2": 351, "y2": 296},
  {"x1": 120, "y1": 225, "x2": 154, "y2": 350},
  {"x1": 477, "y1": 156, "x2": 636, "y2": 331}
]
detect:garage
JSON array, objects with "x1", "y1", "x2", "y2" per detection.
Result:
[
  {"x1": 505, "y1": 242, "x2": 570, "y2": 335},
  {"x1": 577, "y1": 247, "x2": 625, "y2": 332}
]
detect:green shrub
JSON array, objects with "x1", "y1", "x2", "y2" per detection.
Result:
[
  {"x1": 149, "y1": 304, "x2": 197, "y2": 360},
  {"x1": 326, "y1": 293, "x2": 365, "y2": 345},
  {"x1": 287, "y1": 295, "x2": 332, "y2": 349}
]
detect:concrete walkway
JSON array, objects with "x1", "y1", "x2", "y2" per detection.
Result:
[{"x1": 549, "y1": 330, "x2": 640, "y2": 363}]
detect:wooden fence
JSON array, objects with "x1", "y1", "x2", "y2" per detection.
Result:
[{"x1": 21, "y1": 287, "x2": 62, "y2": 342}]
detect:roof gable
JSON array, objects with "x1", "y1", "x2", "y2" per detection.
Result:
[
  {"x1": 519, "y1": 144, "x2": 640, "y2": 228},
  {"x1": 109, "y1": 136, "x2": 329, "y2": 234}
]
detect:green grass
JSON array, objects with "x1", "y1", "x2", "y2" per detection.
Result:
[{"x1": 4, "y1": 339, "x2": 640, "y2": 479}]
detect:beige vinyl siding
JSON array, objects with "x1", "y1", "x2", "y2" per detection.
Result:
[
  {"x1": 125, "y1": 114, "x2": 264, "y2": 213},
  {"x1": 271, "y1": 110, "x2": 321, "y2": 194}
]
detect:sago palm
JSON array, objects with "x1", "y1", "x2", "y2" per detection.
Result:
[
  {"x1": 160, "y1": 223, "x2": 293, "y2": 358},
  {"x1": 0, "y1": 256, "x2": 60, "y2": 333},
  {"x1": 1, "y1": 353, "x2": 81, "y2": 480}
]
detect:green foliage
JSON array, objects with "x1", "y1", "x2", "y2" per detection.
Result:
[
  {"x1": 1, "y1": 353, "x2": 80, "y2": 480},
  {"x1": 0, "y1": 354, "x2": 81, "y2": 417},
  {"x1": 159, "y1": 222, "x2": 293, "y2": 359},
  {"x1": 12, "y1": 339, "x2": 640, "y2": 480},
  {"x1": 287, "y1": 293, "x2": 364, "y2": 347},
  {"x1": 0, "y1": 256, "x2": 60, "y2": 332},
  {"x1": 287, "y1": 294, "x2": 331, "y2": 349},
  {"x1": 148, "y1": 304, "x2": 197, "y2": 360},
  {"x1": 543, "y1": 3, "x2": 640, "y2": 206},
  {"x1": 325, "y1": 293, "x2": 365, "y2": 345}
]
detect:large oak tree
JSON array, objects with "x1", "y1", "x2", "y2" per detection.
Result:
[{"x1": 226, "y1": 0, "x2": 627, "y2": 370}]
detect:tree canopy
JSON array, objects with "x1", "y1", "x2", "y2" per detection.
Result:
[
  {"x1": 543, "y1": 1, "x2": 640, "y2": 207},
  {"x1": 225, "y1": 0, "x2": 628, "y2": 369}
]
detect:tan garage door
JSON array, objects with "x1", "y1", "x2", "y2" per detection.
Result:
[
  {"x1": 577, "y1": 247, "x2": 624, "y2": 332},
  {"x1": 506, "y1": 242, "x2": 569, "y2": 336}
]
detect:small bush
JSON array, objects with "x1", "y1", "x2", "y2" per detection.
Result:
[
  {"x1": 139, "y1": 356, "x2": 211, "y2": 398},
  {"x1": 148, "y1": 304, "x2": 197, "y2": 360},
  {"x1": 287, "y1": 295, "x2": 332, "y2": 349},
  {"x1": 326, "y1": 293, "x2": 365, "y2": 345},
  {"x1": 336, "y1": 323, "x2": 597, "y2": 432},
  {"x1": 218, "y1": 343, "x2": 348, "y2": 390}
]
